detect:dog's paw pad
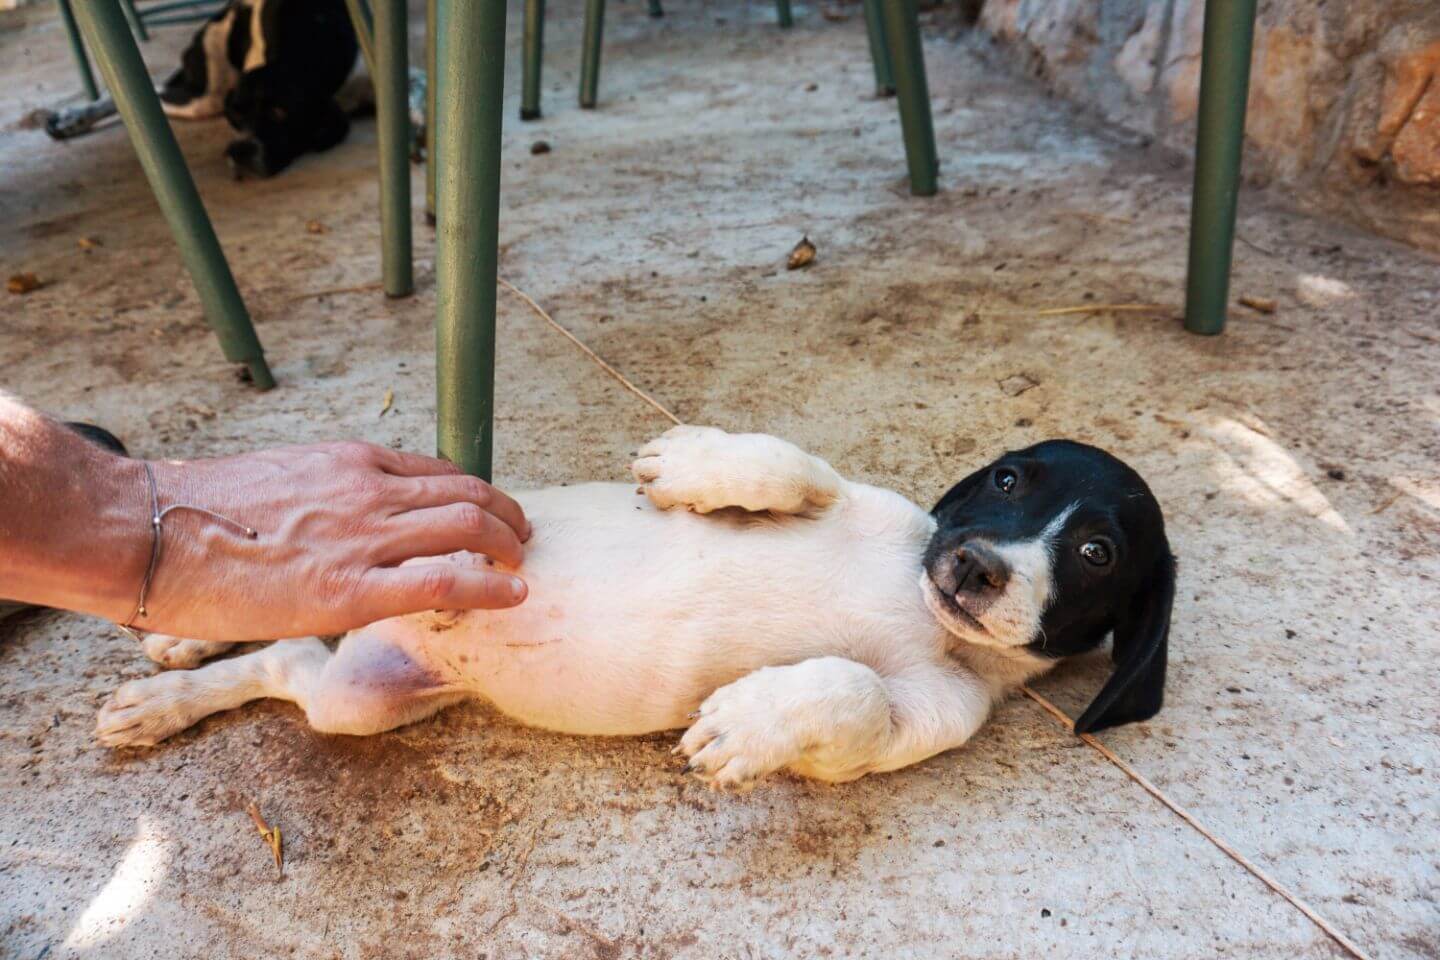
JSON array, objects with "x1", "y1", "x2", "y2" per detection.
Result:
[
  {"x1": 141, "y1": 634, "x2": 232, "y2": 669},
  {"x1": 95, "y1": 674, "x2": 204, "y2": 747},
  {"x1": 676, "y1": 679, "x2": 805, "y2": 789}
]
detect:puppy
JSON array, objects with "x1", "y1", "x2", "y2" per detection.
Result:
[
  {"x1": 160, "y1": 0, "x2": 358, "y2": 177},
  {"x1": 97, "y1": 427, "x2": 1176, "y2": 786}
]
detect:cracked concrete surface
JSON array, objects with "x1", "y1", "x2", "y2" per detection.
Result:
[{"x1": 2, "y1": 0, "x2": 1438, "y2": 957}]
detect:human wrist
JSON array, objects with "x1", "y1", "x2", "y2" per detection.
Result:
[{"x1": 79, "y1": 452, "x2": 155, "y2": 624}]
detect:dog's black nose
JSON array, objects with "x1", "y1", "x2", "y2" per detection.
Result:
[{"x1": 953, "y1": 541, "x2": 1010, "y2": 596}]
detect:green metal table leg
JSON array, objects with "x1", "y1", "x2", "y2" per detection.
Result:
[
  {"x1": 435, "y1": 0, "x2": 506, "y2": 479},
  {"x1": 57, "y1": 0, "x2": 100, "y2": 101},
  {"x1": 882, "y1": 0, "x2": 938, "y2": 196},
  {"x1": 862, "y1": 0, "x2": 895, "y2": 96},
  {"x1": 119, "y1": 0, "x2": 149, "y2": 42},
  {"x1": 426, "y1": 0, "x2": 438, "y2": 221},
  {"x1": 648, "y1": 0, "x2": 662, "y2": 17},
  {"x1": 374, "y1": 0, "x2": 414, "y2": 298},
  {"x1": 342, "y1": 0, "x2": 377, "y2": 79},
  {"x1": 72, "y1": 0, "x2": 273, "y2": 388},
  {"x1": 579, "y1": 0, "x2": 605, "y2": 109},
  {"x1": 521, "y1": 0, "x2": 544, "y2": 120},
  {"x1": 776, "y1": 0, "x2": 793, "y2": 28},
  {"x1": 1183, "y1": 0, "x2": 1257, "y2": 336}
]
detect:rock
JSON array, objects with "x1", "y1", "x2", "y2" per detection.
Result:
[
  {"x1": 1114, "y1": 3, "x2": 1166, "y2": 97},
  {"x1": 1383, "y1": 40, "x2": 1440, "y2": 184}
]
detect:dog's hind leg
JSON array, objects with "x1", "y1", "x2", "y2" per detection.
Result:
[{"x1": 97, "y1": 632, "x2": 466, "y2": 747}]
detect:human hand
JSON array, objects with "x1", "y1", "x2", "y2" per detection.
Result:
[{"x1": 126, "y1": 442, "x2": 532, "y2": 641}]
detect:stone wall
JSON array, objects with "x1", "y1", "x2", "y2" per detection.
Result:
[{"x1": 968, "y1": 0, "x2": 1440, "y2": 253}]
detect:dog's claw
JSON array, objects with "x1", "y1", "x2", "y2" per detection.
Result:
[
  {"x1": 681, "y1": 762, "x2": 694, "y2": 774},
  {"x1": 686, "y1": 710, "x2": 701, "y2": 720}
]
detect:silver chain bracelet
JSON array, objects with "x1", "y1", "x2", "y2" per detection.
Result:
[{"x1": 116, "y1": 462, "x2": 258, "y2": 641}]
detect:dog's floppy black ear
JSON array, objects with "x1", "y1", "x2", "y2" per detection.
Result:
[
  {"x1": 931, "y1": 466, "x2": 989, "y2": 516},
  {"x1": 1073, "y1": 552, "x2": 1175, "y2": 735}
]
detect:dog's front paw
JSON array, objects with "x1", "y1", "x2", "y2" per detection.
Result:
[
  {"x1": 677, "y1": 671, "x2": 810, "y2": 790},
  {"x1": 632, "y1": 425, "x2": 832, "y2": 514}
]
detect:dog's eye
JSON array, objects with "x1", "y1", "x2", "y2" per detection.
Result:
[
  {"x1": 1079, "y1": 540, "x2": 1112, "y2": 566},
  {"x1": 993, "y1": 468, "x2": 1018, "y2": 494}
]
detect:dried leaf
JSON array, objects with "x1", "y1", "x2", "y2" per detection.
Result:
[
  {"x1": 380, "y1": 388, "x2": 395, "y2": 417},
  {"x1": 786, "y1": 236, "x2": 816, "y2": 270},
  {"x1": 77, "y1": 236, "x2": 101, "y2": 251},
  {"x1": 1238, "y1": 295, "x2": 1277, "y2": 314},
  {"x1": 7, "y1": 273, "x2": 43, "y2": 295},
  {"x1": 530, "y1": 141, "x2": 552, "y2": 156},
  {"x1": 246, "y1": 802, "x2": 284, "y2": 877},
  {"x1": 999, "y1": 374, "x2": 1039, "y2": 397},
  {"x1": 305, "y1": 220, "x2": 328, "y2": 235}
]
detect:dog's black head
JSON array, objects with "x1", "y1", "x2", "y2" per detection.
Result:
[{"x1": 924, "y1": 440, "x2": 1175, "y2": 734}]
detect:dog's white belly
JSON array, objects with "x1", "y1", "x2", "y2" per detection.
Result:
[{"x1": 380, "y1": 482, "x2": 942, "y2": 736}]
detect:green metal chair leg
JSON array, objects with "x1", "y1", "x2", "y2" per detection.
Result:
[
  {"x1": 435, "y1": 0, "x2": 507, "y2": 479},
  {"x1": 57, "y1": 0, "x2": 100, "y2": 101},
  {"x1": 71, "y1": 0, "x2": 273, "y2": 388},
  {"x1": 776, "y1": 0, "x2": 793, "y2": 28},
  {"x1": 374, "y1": 0, "x2": 413, "y2": 298},
  {"x1": 426, "y1": 0, "x2": 438, "y2": 221},
  {"x1": 648, "y1": 0, "x2": 662, "y2": 17},
  {"x1": 862, "y1": 0, "x2": 895, "y2": 96},
  {"x1": 1183, "y1": 0, "x2": 1257, "y2": 336},
  {"x1": 882, "y1": 0, "x2": 938, "y2": 196},
  {"x1": 119, "y1": 0, "x2": 149, "y2": 42},
  {"x1": 342, "y1": 0, "x2": 377, "y2": 78},
  {"x1": 579, "y1": 0, "x2": 605, "y2": 109},
  {"x1": 521, "y1": 0, "x2": 544, "y2": 120}
]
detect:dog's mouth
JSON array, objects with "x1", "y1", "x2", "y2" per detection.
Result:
[{"x1": 920, "y1": 574, "x2": 990, "y2": 637}]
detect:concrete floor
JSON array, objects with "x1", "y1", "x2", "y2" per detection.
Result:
[{"x1": 3, "y1": 1, "x2": 1438, "y2": 958}]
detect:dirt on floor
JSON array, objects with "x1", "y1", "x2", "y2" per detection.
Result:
[{"x1": 1, "y1": 0, "x2": 1438, "y2": 958}]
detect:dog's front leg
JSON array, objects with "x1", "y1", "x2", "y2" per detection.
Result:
[
  {"x1": 678, "y1": 657, "x2": 991, "y2": 787},
  {"x1": 631, "y1": 425, "x2": 843, "y2": 514}
]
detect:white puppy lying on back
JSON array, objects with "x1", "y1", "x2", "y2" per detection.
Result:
[{"x1": 99, "y1": 426, "x2": 1175, "y2": 786}]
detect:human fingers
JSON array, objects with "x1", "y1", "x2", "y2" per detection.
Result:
[{"x1": 375, "y1": 502, "x2": 526, "y2": 568}]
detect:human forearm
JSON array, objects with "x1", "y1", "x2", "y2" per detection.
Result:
[{"x1": 0, "y1": 396, "x2": 150, "y2": 621}]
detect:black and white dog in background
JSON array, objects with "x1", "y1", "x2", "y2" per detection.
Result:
[{"x1": 160, "y1": 0, "x2": 358, "y2": 178}]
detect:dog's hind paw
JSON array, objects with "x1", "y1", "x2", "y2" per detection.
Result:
[
  {"x1": 141, "y1": 634, "x2": 234, "y2": 669},
  {"x1": 96, "y1": 673, "x2": 208, "y2": 747}
]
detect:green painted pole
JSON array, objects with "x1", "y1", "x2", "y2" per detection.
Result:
[
  {"x1": 647, "y1": 0, "x2": 662, "y2": 17},
  {"x1": 435, "y1": 0, "x2": 507, "y2": 480},
  {"x1": 374, "y1": 0, "x2": 413, "y2": 297},
  {"x1": 1183, "y1": 0, "x2": 1257, "y2": 335},
  {"x1": 861, "y1": 0, "x2": 895, "y2": 96},
  {"x1": 579, "y1": 0, "x2": 605, "y2": 108},
  {"x1": 882, "y1": 0, "x2": 938, "y2": 196},
  {"x1": 342, "y1": 0, "x2": 377, "y2": 80},
  {"x1": 119, "y1": 0, "x2": 150, "y2": 42},
  {"x1": 521, "y1": 0, "x2": 544, "y2": 120},
  {"x1": 775, "y1": 0, "x2": 793, "y2": 28},
  {"x1": 57, "y1": 0, "x2": 100, "y2": 101},
  {"x1": 72, "y1": 0, "x2": 273, "y2": 388},
  {"x1": 425, "y1": 0, "x2": 438, "y2": 221}
]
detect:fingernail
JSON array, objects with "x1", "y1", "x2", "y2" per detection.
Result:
[{"x1": 509, "y1": 577, "x2": 527, "y2": 600}]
